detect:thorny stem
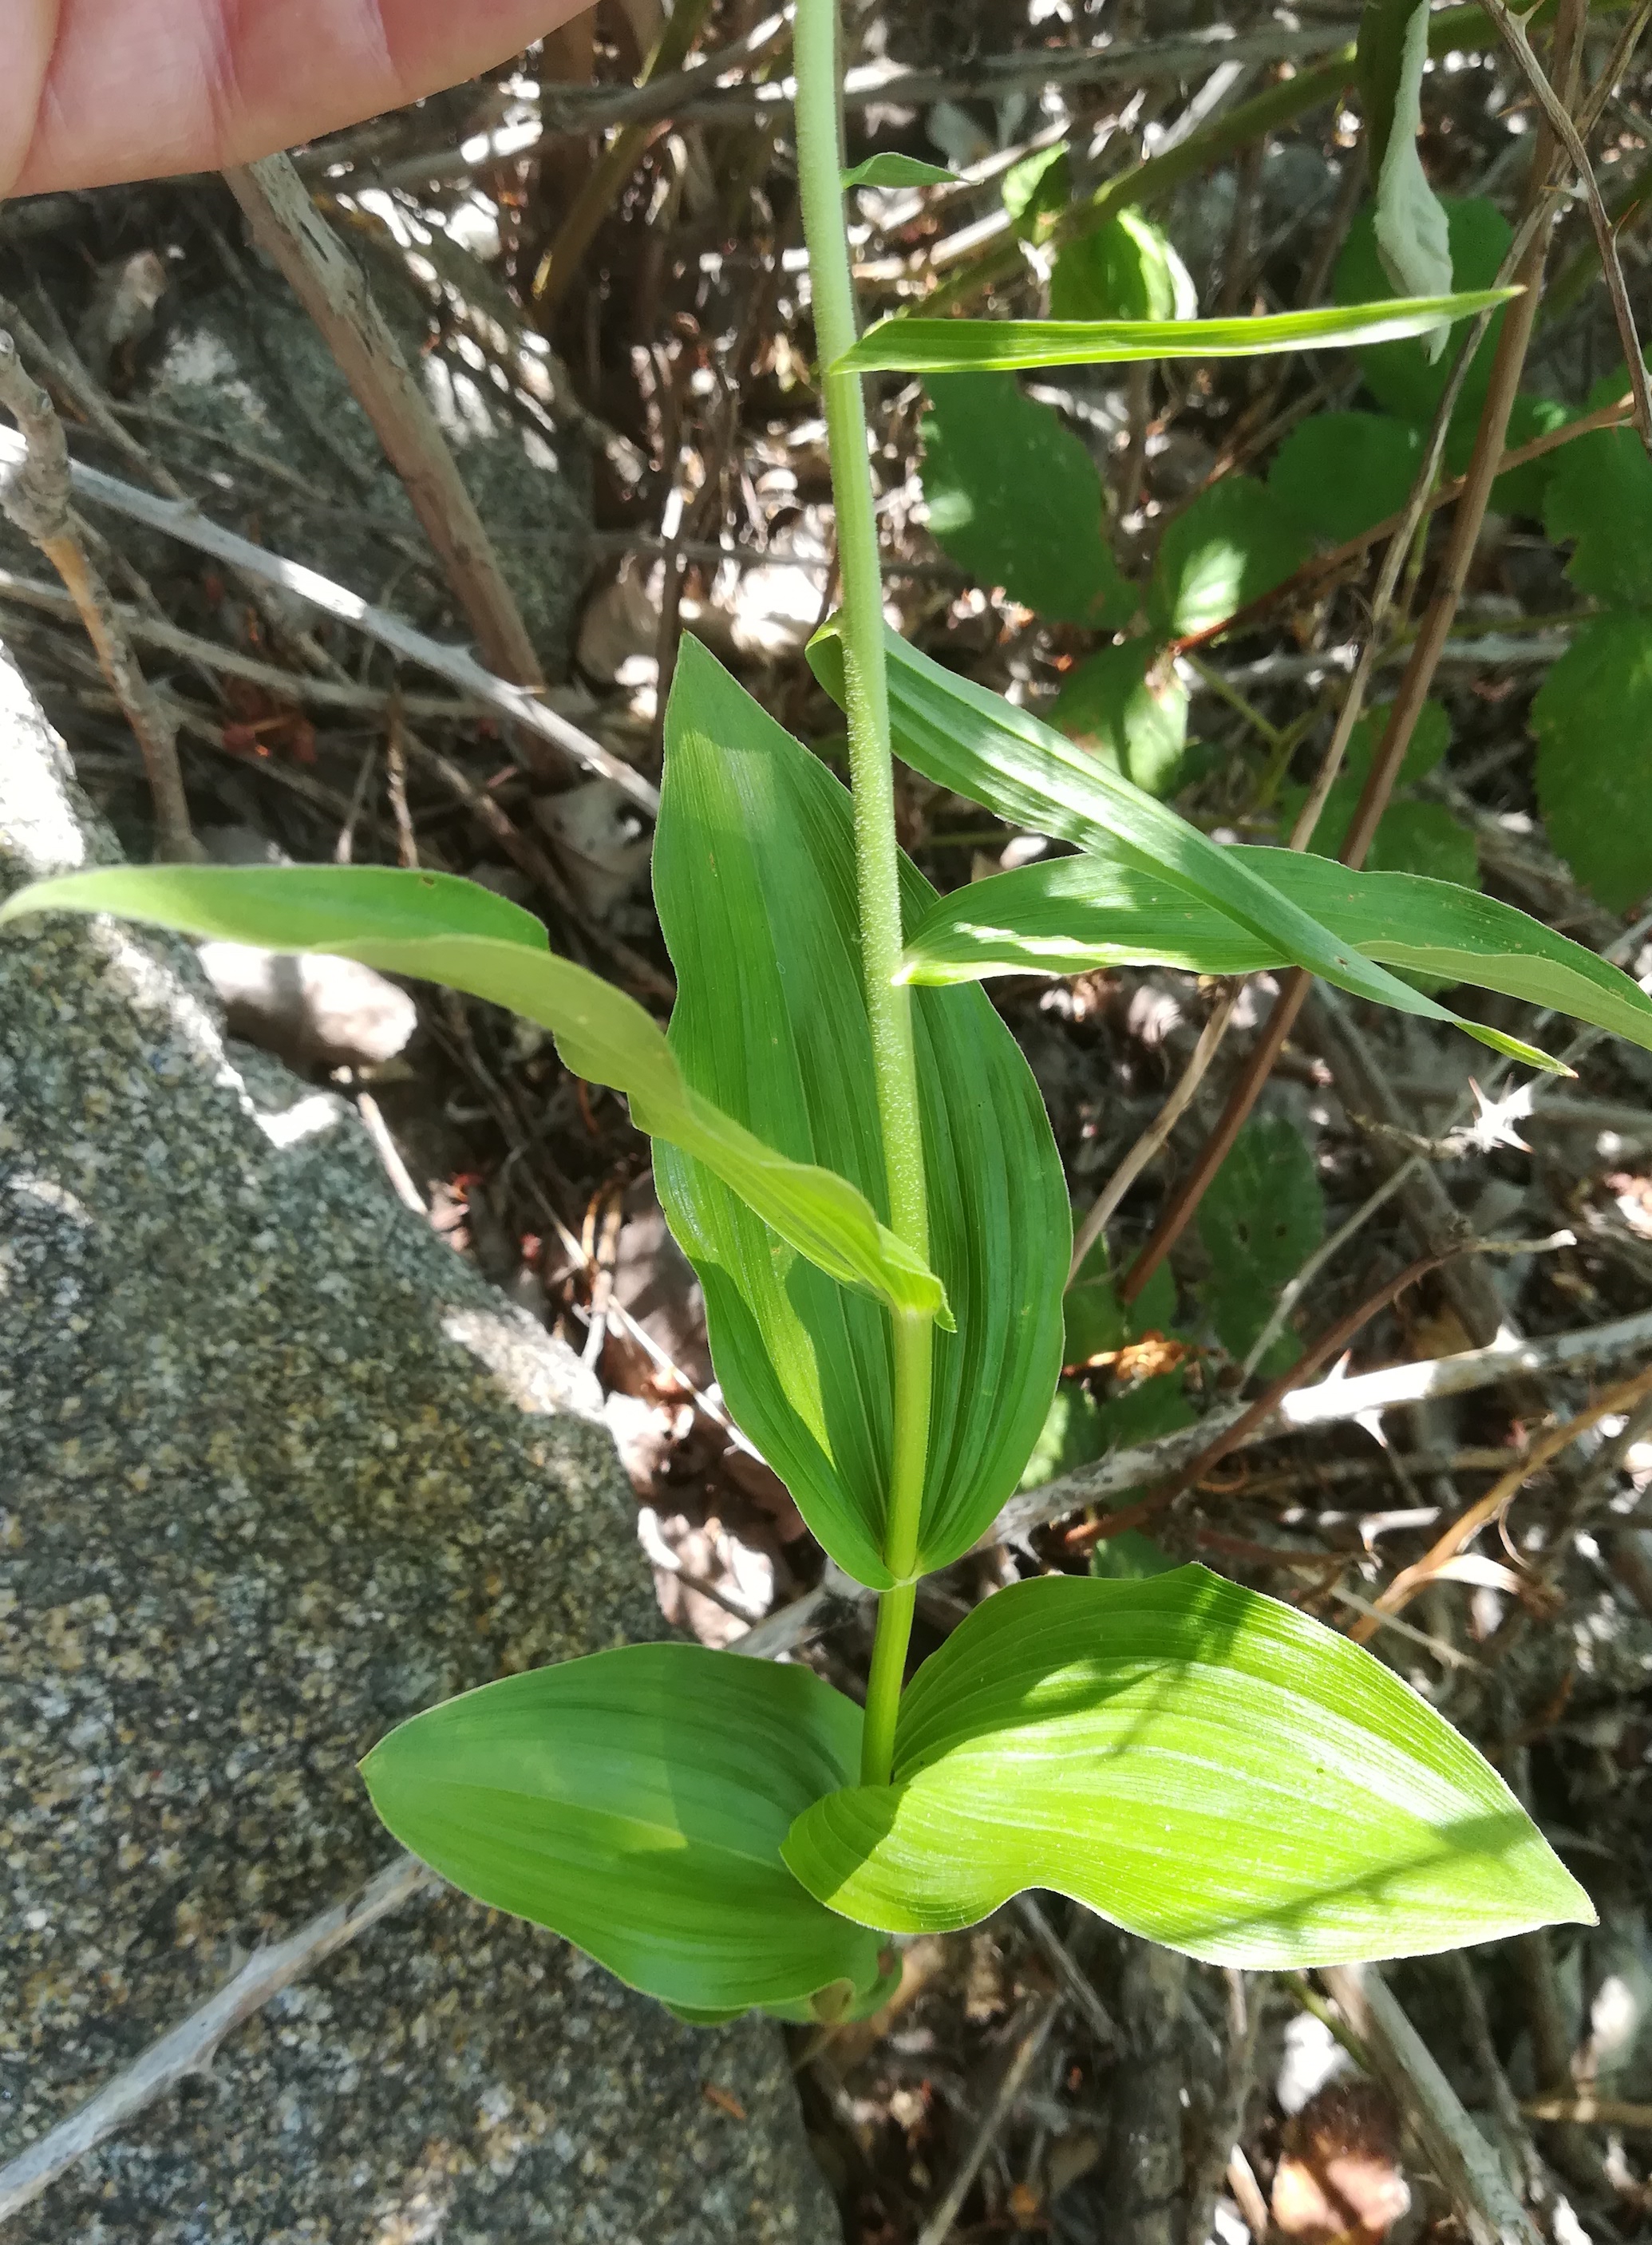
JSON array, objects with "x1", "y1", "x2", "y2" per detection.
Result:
[{"x1": 794, "y1": 0, "x2": 933, "y2": 1785}]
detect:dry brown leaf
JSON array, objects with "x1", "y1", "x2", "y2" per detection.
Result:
[{"x1": 1271, "y1": 2079, "x2": 1410, "y2": 2245}]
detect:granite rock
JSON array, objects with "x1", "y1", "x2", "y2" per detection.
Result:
[{"x1": 0, "y1": 643, "x2": 839, "y2": 2244}]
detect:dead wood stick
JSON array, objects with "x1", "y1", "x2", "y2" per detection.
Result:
[
  {"x1": 0, "y1": 1853, "x2": 435, "y2": 2227},
  {"x1": 227, "y1": 155, "x2": 545, "y2": 691},
  {"x1": 1322, "y1": 1963, "x2": 1543, "y2": 2245},
  {"x1": 0, "y1": 421, "x2": 658, "y2": 815},
  {"x1": 0, "y1": 332, "x2": 196, "y2": 861}
]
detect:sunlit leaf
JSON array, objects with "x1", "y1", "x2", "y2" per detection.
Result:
[
  {"x1": 897, "y1": 844, "x2": 1647, "y2": 1059},
  {"x1": 834, "y1": 290, "x2": 1516, "y2": 375},
  {"x1": 1366, "y1": 0, "x2": 1453, "y2": 360},
  {"x1": 1049, "y1": 207, "x2": 1196, "y2": 324},
  {"x1": 1049, "y1": 638, "x2": 1188, "y2": 796},
  {"x1": 919, "y1": 374, "x2": 1128, "y2": 626},
  {"x1": 654, "y1": 639, "x2": 1068, "y2": 1589},
  {"x1": 1148, "y1": 474, "x2": 1310, "y2": 638},
  {"x1": 1002, "y1": 144, "x2": 1069, "y2": 238},
  {"x1": 783, "y1": 1568, "x2": 1595, "y2": 1964},
  {"x1": 0, "y1": 864, "x2": 945, "y2": 1320},
  {"x1": 363, "y1": 1642, "x2": 883, "y2": 2019},
  {"x1": 1531, "y1": 613, "x2": 1652, "y2": 911},
  {"x1": 843, "y1": 153, "x2": 959, "y2": 189},
  {"x1": 808, "y1": 623, "x2": 1559, "y2": 1067}
]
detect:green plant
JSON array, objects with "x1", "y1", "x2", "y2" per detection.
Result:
[{"x1": 14, "y1": 0, "x2": 1652, "y2": 2026}]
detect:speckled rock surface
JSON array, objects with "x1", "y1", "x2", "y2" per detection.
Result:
[{"x1": 0, "y1": 646, "x2": 840, "y2": 2245}]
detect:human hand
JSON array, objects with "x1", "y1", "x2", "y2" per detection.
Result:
[{"x1": 4, "y1": 1, "x2": 587, "y2": 199}]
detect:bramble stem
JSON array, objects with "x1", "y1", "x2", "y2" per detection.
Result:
[{"x1": 793, "y1": 0, "x2": 933, "y2": 1786}]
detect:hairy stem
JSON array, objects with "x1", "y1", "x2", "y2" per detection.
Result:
[{"x1": 794, "y1": 0, "x2": 933, "y2": 1784}]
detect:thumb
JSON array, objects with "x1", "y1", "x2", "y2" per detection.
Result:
[{"x1": 0, "y1": 2, "x2": 57, "y2": 204}]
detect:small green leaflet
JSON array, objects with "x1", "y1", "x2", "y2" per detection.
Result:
[
  {"x1": 1049, "y1": 638, "x2": 1188, "y2": 796},
  {"x1": 363, "y1": 1643, "x2": 885, "y2": 2019},
  {"x1": 654, "y1": 640, "x2": 1068, "y2": 1591},
  {"x1": 898, "y1": 844, "x2": 1652, "y2": 1061},
  {"x1": 0, "y1": 864, "x2": 946, "y2": 1319},
  {"x1": 808, "y1": 623, "x2": 1559, "y2": 1069},
  {"x1": 1149, "y1": 474, "x2": 1309, "y2": 640},
  {"x1": 1531, "y1": 614, "x2": 1652, "y2": 912},
  {"x1": 1049, "y1": 208, "x2": 1196, "y2": 324},
  {"x1": 843, "y1": 154, "x2": 960, "y2": 190},
  {"x1": 832, "y1": 290, "x2": 1517, "y2": 375},
  {"x1": 1199, "y1": 1116, "x2": 1323, "y2": 1375},
  {"x1": 782, "y1": 1569, "x2": 1594, "y2": 1965}
]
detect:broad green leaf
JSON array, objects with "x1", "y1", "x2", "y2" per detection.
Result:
[
  {"x1": 1089, "y1": 1528, "x2": 1178, "y2": 1580},
  {"x1": 1334, "y1": 200, "x2": 1511, "y2": 422},
  {"x1": 1199, "y1": 1115, "x2": 1323, "y2": 1374},
  {"x1": 1269, "y1": 411, "x2": 1424, "y2": 543},
  {"x1": 897, "y1": 845, "x2": 1651, "y2": 1060},
  {"x1": 1367, "y1": 0, "x2": 1452, "y2": 360},
  {"x1": 919, "y1": 374, "x2": 1128, "y2": 626},
  {"x1": 0, "y1": 864, "x2": 945, "y2": 1321},
  {"x1": 1050, "y1": 638, "x2": 1188, "y2": 796},
  {"x1": 1149, "y1": 475, "x2": 1310, "y2": 639},
  {"x1": 844, "y1": 153, "x2": 959, "y2": 189},
  {"x1": 1544, "y1": 423, "x2": 1652, "y2": 607},
  {"x1": 1049, "y1": 208, "x2": 1196, "y2": 325},
  {"x1": 810, "y1": 623, "x2": 1558, "y2": 1066},
  {"x1": 1002, "y1": 144, "x2": 1069, "y2": 238},
  {"x1": 1063, "y1": 1227, "x2": 1179, "y2": 1368},
  {"x1": 362, "y1": 1642, "x2": 883, "y2": 2018},
  {"x1": 782, "y1": 1568, "x2": 1595, "y2": 1964},
  {"x1": 1094, "y1": 1368, "x2": 1196, "y2": 1449},
  {"x1": 1531, "y1": 613, "x2": 1652, "y2": 911},
  {"x1": 834, "y1": 291, "x2": 1516, "y2": 375},
  {"x1": 654, "y1": 638, "x2": 1068, "y2": 1589}
]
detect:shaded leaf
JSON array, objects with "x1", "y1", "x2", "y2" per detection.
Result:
[
  {"x1": 1050, "y1": 638, "x2": 1188, "y2": 796},
  {"x1": 1445, "y1": 389, "x2": 1572, "y2": 520},
  {"x1": 1049, "y1": 208, "x2": 1196, "y2": 324},
  {"x1": 811, "y1": 623, "x2": 1557, "y2": 1065},
  {"x1": 919, "y1": 373, "x2": 1128, "y2": 626},
  {"x1": 0, "y1": 864, "x2": 946, "y2": 1319},
  {"x1": 1002, "y1": 144, "x2": 1069, "y2": 237},
  {"x1": 1531, "y1": 612, "x2": 1652, "y2": 911},
  {"x1": 1199, "y1": 1116, "x2": 1324, "y2": 1373},
  {"x1": 1269, "y1": 412, "x2": 1424, "y2": 543},
  {"x1": 843, "y1": 153, "x2": 960, "y2": 189},
  {"x1": 1089, "y1": 1528, "x2": 1179, "y2": 1581},
  {"x1": 897, "y1": 842, "x2": 1648, "y2": 1058},
  {"x1": 1544, "y1": 422, "x2": 1652, "y2": 607},
  {"x1": 362, "y1": 1642, "x2": 883, "y2": 2018},
  {"x1": 1149, "y1": 474, "x2": 1310, "y2": 639},
  {"x1": 654, "y1": 639, "x2": 1069, "y2": 1590},
  {"x1": 1018, "y1": 1382, "x2": 1105, "y2": 1491},
  {"x1": 1334, "y1": 199, "x2": 1510, "y2": 423},
  {"x1": 836, "y1": 291, "x2": 1516, "y2": 375},
  {"x1": 783, "y1": 1568, "x2": 1595, "y2": 1963}
]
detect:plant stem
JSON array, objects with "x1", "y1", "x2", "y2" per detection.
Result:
[{"x1": 793, "y1": 0, "x2": 934, "y2": 1785}]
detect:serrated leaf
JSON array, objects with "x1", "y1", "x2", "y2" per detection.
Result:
[
  {"x1": 1049, "y1": 208, "x2": 1197, "y2": 324},
  {"x1": 0, "y1": 864, "x2": 945, "y2": 1322},
  {"x1": 844, "y1": 153, "x2": 960, "y2": 189},
  {"x1": 1544, "y1": 423, "x2": 1652, "y2": 607},
  {"x1": 1294, "y1": 787, "x2": 1479, "y2": 890},
  {"x1": 812, "y1": 623, "x2": 1557, "y2": 1067},
  {"x1": 1050, "y1": 639, "x2": 1188, "y2": 796},
  {"x1": 1199, "y1": 1116, "x2": 1323, "y2": 1372},
  {"x1": 362, "y1": 1642, "x2": 883, "y2": 2018},
  {"x1": 1531, "y1": 612, "x2": 1652, "y2": 911},
  {"x1": 1445, "y1": 389, "x2": 1572, "y2": 519},
  {"x1": 1270, "y1": 411, "x2": 1425, "y2": 543},
  {"x1": 897, "y1": 843, "x2": 1650, "y2": 1060},
  {"x1": 919, "y1": 374, "x2": 1128, "y2": 626},
  {"x1": 782, "y1": 1568, "x2": 1595, "y2": 1964},
  {"x1": 1149, "y1": 474, "x2": 1310, "y2": 638},
  {"x1": 1018, "y1": 1381, "x2": 1106, "y2": 1491},
  {"x1": 1334, "y1": 199, "x2": 1511, "y2": 422},
  {"x1": 835, "y1": 291, "x2": 1517, "y2": 375},
  {"x1": 1367, "y1": 0, "x2": 1452, "y2": 360},
  {"x1": 654, "y1": 638, "x2": 1068, "y2": 1590}
]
